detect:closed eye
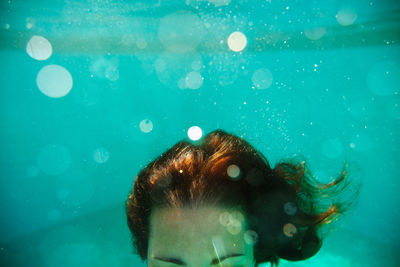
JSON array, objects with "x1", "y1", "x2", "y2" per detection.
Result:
[{"x1": 152, "y1": 253, "x2": 245, "y2": 266}]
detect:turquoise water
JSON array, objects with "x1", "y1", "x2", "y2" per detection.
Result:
[{"x1": 0, "y1": 0, "x2": 399, "y2": 266}]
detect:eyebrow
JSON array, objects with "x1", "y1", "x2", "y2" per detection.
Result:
[{"x1": 153, "y1": 253, "x2": 245, "y2": 266}]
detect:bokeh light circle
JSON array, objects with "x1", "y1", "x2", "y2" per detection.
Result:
[
  {"x1": 252, "y1": 68, "x2": 273, "y2": 89},
  {"x1": 36, "y1": 64, "x2": 73, "y2": 98},
  {"x1": 26, "y1": 35, "x2": 52, "y2": 60},
  {"x1": 187, "y1": 126, "x2": 203, "y2": 141},
  {"x1": 227, "y1": 31, "x2": 247, "y2": 52}
]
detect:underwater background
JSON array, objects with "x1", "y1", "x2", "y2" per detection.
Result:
[{"x1": 0, "y1": 0, "x2": 399, "y2": 266}]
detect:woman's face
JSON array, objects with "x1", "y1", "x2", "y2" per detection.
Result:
[{"x1": 147, "y1": 205, "x2": 255, "y2": 267}]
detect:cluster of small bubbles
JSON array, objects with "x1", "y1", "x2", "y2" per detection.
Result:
[
  {"x1": 227, "y1": 31, "x2": 247, "y2": 52},
  {"x1": 36, "y1": 144, "x2": 71, "y2": 176},
  {"x1": 283, "y1": 223, "x2": 297, "y2": 237},
  {"x1": 93, "y1": 147, "x2": 110, "y2": 164},
  {"x1": 26, "y1": 35, "x2": 53, "y2": 61},
  {"x1": 321, "y1": 138, "x2": 343, "y2": 159},
  {"x1": 244, "y1": 230, "x2": 258, "y2": 246},
  {"x1": 336, "y1": 8, "x2": 357, "y2": 26},
  {"x1": 26, "y1": 165, "x2": 40, "y2": 177},
  {"x1": 227, "y1": 164, "x2": 241, "y2": 180},
  {"x1": 185, "y1": 71, "x2": 204, "y2": 89},
  {"x1": 158, "y1": 11, "x2": 205, "y2": 53},
  {"x1": 252, "y1": 68, "x2": 273, "y2": 89},
  {"x1": 90, "y1": 57, "x2": 119, "y2": 81},
  {"x1": 283, "y1": 202, "x2": 297, "y2": 215},
  {"x1": 304, "y1": 27, "x2": 327, "y2": 40},
  {"x1": 37, "y1": 64, "x2": 73, "y2": 98},
  {"x1": 188, "y1": 126, "x2": 203, "y2": 141},
  {"x1": 367, "y1": 60, "x2": 400, "y2": 96},
  {"x1": 47, "y1": 209, "x2": 61, "y2": 221},
  {"x1": 139, "y1": 119, "x2": 154, "y2": 133}
]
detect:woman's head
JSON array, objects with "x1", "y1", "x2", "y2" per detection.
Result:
[
  {"x1": 148, "y1": 205, "x2": 255, "y2": 266},
  {"x1": 125, "y1": 129, "x2": 360, "y2": 266}
]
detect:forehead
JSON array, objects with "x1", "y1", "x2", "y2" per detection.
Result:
[{"x1": 148, "y1": 206, "x2": 248, "y2": 258}]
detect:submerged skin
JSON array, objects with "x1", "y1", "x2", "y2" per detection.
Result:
[{"x1": 147, "y1": 206, "x2": 255, "y2": 267}]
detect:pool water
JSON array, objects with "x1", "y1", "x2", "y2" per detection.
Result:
[{"x1": 0, "y1": 0, "x2": 399, "y2": 266}]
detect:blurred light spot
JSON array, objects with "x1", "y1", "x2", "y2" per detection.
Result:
[
  {"x1": 26, "y1": 165, "x2": 39, "y2": 177},
  {"x1": 155, "y1": 51, "x2": 204, "y2": 88},
  {"x1": 47, "y1": 209, "x2": 61, "y2": 221},
  {"x1": 231, "y1": 211, "x2": 244, "y2": 222},
  {"x1": 252, "y1": 68, "x2": 273, "y2": 89},
  {"x1": 227, "y1": 164, "x2": 241, "y2": 180},
  {"x1": 283, "y1": 223, "x2": 297, "y2": 237},
  {"x1": 90, "y1": 57, "x2": 119, "y2": 81},
  {"x1": 336, "y1": 8, "x2": 357, "y2": 26},
  {"x1": 139, "y1": 119, "x2": 154, "y2": 133},
  {"x1": 158, "y1": 11, "x2": 204, "y2": 53},
  {"x1": 154, "y1": 58, "x2": 166, "y2": 72},
  {"x1": 4, "y1": 23, "x2": 10, "y2": 30},
  {"x1": 185, "y1": 71, "x2": 203, "y2": 89},
  {"x1": 26, "y1": 35, "x2": 52, "y2": 61},
  {"x1": 219, "y1": 211, "x2": 231, "y2": 226},
  {"x1": 37, "y1": 65, "x2": 73, "y2": 98},
  {"x1": 367, "y1": 60, "x2": 400, "y2": 96},
  {"x1": 36, "y1": 144, "x2": 71, "y2": 176},
  {"x1": 227, "y1": 218, "x2": 242, "y2": 235},
  {"x1": 227, "y1": 31, "x2": 247, "y2": 52},
  {"x1": 136, "y1": 38, "x2": 147, "y2": 49},
  {"x1": 322, "y1": 138, "x2": 343, "y2": 159},
  {"x1": 126, "y1": 115, "x2": 159, "y2": 145},
  {"x1": 191, "y1": 60, "x2": 202, "y2": 71},
  {"x1": 351, "y1": 133, "x2": 373, "y2": 152},
  {"x1": 283, "y1": 202, "x2": 297, "y2": 215},
  {"x1": 56, "y1": 170, "x2": 95, "y2": 206},
  {"x1": 244, "y1": 230, "x2": 258, "y2": 245},
  {"x1": 188, "y1": 126, "x2": 203, "y2": 141},
  {"x1": 304, "y1": 27, "x2": 327, "y2": 40},
  {"x1": 93, "y1": 147, "x2": 110, "y2": 164},
  {"x1": 178, "y1": 77, "x2": 187, "y2": 89},
  {"x1": 121, "y1": 34, "x2": 135, "y2": 46}
]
